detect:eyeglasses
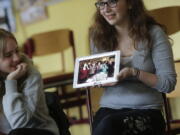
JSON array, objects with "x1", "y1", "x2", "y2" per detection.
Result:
[{"x1": 95, "y1": 0, "x2": 118, "y2": 10}]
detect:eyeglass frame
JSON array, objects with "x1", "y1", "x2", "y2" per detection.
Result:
[{"x1": 95, "y1": 0, "x2": 118, "y2": 10}]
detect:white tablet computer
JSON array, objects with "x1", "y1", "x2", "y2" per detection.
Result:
[{"x1": 73, "y1": 51, "x2": 120, "y2": 88}]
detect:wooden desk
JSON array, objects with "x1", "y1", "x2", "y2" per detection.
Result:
[
  {"x1": 42, "y1": 72, "x2": 89, "y2": 125},
  {"x1": 43, "y1": 72, "x2": 74, "y2": 89}
]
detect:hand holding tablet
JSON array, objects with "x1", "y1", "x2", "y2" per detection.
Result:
[{"x1": 73, "y1": 51, "x2": 120, "y2": 88}]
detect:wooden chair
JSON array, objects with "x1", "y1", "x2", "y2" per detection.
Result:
[
  {"x1": 23, "y1": 29, "x2": 75, "y2": 78},
  {"x1": 23, "y1": 29, "x2": 88, "y2": 125},
  {"x1": 86, "y1": 87, "x2": 104, "y2": 134},
  {"x1": 164, "y1": 61, "x2": 180, "y2": 135},
  {"x1": 149, "y1": 6, "x2": 180, "y2": 135}
]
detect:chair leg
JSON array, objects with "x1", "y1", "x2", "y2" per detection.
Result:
[{"x1": 86, "y1": 88, "x2": 93, "y2": 135}]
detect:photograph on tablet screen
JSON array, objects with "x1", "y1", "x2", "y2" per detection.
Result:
[{"x1": 73, "y1": 51, "x2": 120, "y2": 88}]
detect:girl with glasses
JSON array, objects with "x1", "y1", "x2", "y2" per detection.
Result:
[
  {"x1": 0, "y1": 29, "x2": 59, "y2": 135},
  {"x1": 89, "y1": 0, "x2": 177, "y2": 135}
]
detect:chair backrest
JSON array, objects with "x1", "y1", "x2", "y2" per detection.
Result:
[
  {"x1": 148, "y1": 6, "x2": 180, "y2": 35},
  {"x1": 24, "y1": 29, "x2": 76, "y2": 78},
  {"x1": 31, "y1": 29, "x2": 75, "y2": 56}
]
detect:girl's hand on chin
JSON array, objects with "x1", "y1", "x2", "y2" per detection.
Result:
[{"x1": 6, "y1": 63, "x2": 28, "y2": 80}]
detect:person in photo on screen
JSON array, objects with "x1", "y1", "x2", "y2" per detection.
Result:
[
  {"x1": 78, "y1": 62, "x2": 90, "y2": 83},
  {"x1": 89, "y1": 0, "x2": 177, "y2": 135},
  {"x1": 107, "y1": 57, "x2": 115, "y2": 77},
  {"x1": 101, "y1": 61, "x2": 109, "y2": 74},
  {"x1": 0, "y1": 29, "x2": 59, "y2": 135},
  {"x1": 89, "y1": 62, "x2": 97, "y2": 78}
]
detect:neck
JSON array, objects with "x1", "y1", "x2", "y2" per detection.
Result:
[{"x1": 115, "y1": 18, "x2": 130, "y2": 37}]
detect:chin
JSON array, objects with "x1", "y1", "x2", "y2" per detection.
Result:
[
  {"x1": 106, "y1": 18, "x2": 121, "y2": 26},
  {"x1": 107, "y1": 20, "x2": 117, "y2": 26}
]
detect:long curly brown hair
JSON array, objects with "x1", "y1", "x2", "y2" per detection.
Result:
[{"x1": 89, "y1": 0, "x2": 166, "y2": 51}]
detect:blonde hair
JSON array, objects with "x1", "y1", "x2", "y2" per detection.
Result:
[
  {"x1": 0, "y1": 28, "x2": 32, "y2": 65},
  {"x1": 0, "y1": 29, "x2": 34, "y2": 95},
  {"x1": 0, "y1": 29, "x2": 17, "y2": 58}
]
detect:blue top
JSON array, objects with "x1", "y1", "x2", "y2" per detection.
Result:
[{"x1": 90, "y1": 25, "x2": 177, "y2": 109}]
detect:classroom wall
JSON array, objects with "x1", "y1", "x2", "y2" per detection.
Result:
[
  {"x1": 14, "y1": 0, "x2": 95, "y2": 56},
  {"x1": 14, "y1": 0, "x2": 96, "y2": 75},
  {"x1": 13, "y1": 0, "x2": 180, "y2": 69},
  {"x1": 13, "y1": 0, "x2": 180, "y2": 132}
]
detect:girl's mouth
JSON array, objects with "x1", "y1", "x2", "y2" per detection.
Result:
[{"x1": 105, "y1": 14, "x2": 116, "y2": 20}]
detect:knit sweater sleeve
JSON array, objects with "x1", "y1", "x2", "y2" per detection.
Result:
[
  {"x1": 2, "y1": 68, "x2": 43, "y2": 129},
  {"x1": 151, "y1": 26, "x2": 177, "y2": 93}
]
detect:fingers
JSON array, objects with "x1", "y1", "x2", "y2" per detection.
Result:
[
  {"x1": 117, "y1": 71, "x2": 124, "y2": 81},
  {"x1": 102, "y1": 82, "x2": 117, "y2": 87},
  {"x1": 6, "y1": 63, "x2": 28, "y2": 80},
  {"x1": 21, "y1": 63, "x2": 27, "y2": 73},
  {"x1": 16, "y1": 64, "x2": 22, "y2": 72},
  {"x1": 117, "y1": 67, "x2": 132, "y2": 81}
]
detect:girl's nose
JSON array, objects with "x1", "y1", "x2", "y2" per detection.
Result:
[
  {"x1": 103, "y1": 3, "x2": 111, "y2": 12},
  {"x1": 13, "y1": 53, "x2": 20, "y2": 63}
]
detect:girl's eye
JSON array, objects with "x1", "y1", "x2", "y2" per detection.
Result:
[{"x1": 4, "y1": 53, "x2": 12, "y2": 58}]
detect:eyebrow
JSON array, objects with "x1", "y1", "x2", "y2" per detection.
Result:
[{"x1": 5, "y1": 47, "x2": 19, "y2": 54}]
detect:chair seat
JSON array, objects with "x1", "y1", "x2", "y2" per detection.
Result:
[
  {"x1": 166, "y1": 123, "x2": 180, "y2": 134},
  {"x1": 170, "y1": 123, "x2": 180, "y2": 130}
]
